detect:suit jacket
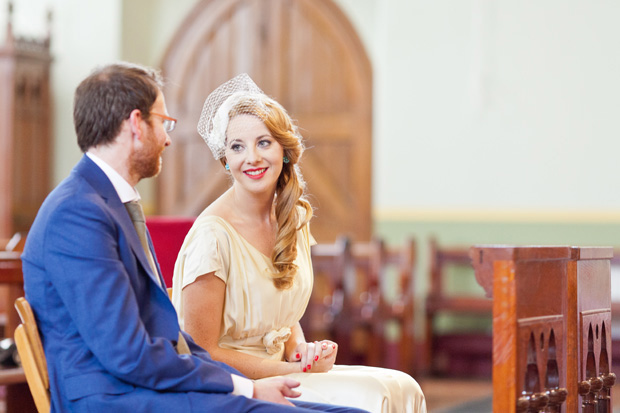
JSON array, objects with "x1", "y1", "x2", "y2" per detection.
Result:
[{"x1": 21, "y1": 155, "x2": 244, "y2": 412}]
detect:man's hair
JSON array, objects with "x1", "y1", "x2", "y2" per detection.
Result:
[{"x1": 74, "y1": 62, "x2": 164, "y2": 152}]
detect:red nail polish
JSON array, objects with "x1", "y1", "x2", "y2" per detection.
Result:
[
  {"x1": 307, "y1": 364, "x2": 311, "y2": 370},
  {"x1": 303, "y1": 367, "x2": 306, "y2": 372},
  {"x1": 332, "y1": 344, "x2": 336, "y2": 349},
  {"x1": 296, "y1": 353, "x2": 300, "y2": 359},
  {"x1": 314, "y1": 355, "x2": 319, "y2": 361}
]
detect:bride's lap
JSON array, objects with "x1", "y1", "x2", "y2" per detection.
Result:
[{"x1": 284, "y1": 365, "x2": 427, "y2": 413}]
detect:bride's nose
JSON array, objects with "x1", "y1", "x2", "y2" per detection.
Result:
[{"x1": 246, "y1": 146, "x2": 262, "y2": 164}]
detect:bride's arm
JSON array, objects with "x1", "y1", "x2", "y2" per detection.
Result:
[{"x1": 181, "y1": 272, "x2": 303, "y2": 379}]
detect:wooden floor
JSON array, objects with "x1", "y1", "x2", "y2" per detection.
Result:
[
  {"x1": 419, "y1": 377, "x2": 620, "y2": 412},
  {"x1": 419, "y1": 377, "x2": 492, "y2": 412}
]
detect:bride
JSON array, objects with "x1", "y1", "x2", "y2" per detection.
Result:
[{"x1": 172, "y1": 74, "x2": 427, "y2": 413}]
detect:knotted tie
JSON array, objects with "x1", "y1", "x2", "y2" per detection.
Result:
[
  {"x1": 124, "y1": 201, "x2": 160, "y2": 286},
  {"x1": 124, "y1": 201, "x2": 190, "y2": 355}
]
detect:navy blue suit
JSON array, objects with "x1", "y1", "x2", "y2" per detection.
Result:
[{"x1": 22, "y1": 155, "x2": 365, "y2": 413}]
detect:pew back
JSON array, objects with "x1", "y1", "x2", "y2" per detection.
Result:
[
  {"x1": 424, "y1": 237, "x2": 492, "y2": 376},
  {"x1": 472, "y1": 245, "x2": 614, "y2": 413}
]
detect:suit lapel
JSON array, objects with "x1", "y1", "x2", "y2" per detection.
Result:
[{"x1": 75, "y1": 156, "x2": 167, "y2": 291}]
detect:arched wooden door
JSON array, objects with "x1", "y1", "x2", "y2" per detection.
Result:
[{"x1": 158, "y1": 0, "x2": 372, "y2": 242}]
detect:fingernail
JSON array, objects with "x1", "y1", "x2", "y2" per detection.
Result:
[
  {"x1": 296, "y1": 353, "x2": 300, "y2": 359},
  {"x1": 307, "y1": 364, "x2": 311, "y2": 370},
  {"x1": 332, "y1": 344, "x2": 336, "y2": 349},
  {"x1": 322, "y1": 343, "x2": 327, "y2": 349},
  {"x1": 314, "y1": 356, "x2": 319, "y2": 361},
  {"x1": 303, "y1": 367, "x2": 306, "y2": 372}
]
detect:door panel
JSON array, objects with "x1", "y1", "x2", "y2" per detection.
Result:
[{"x1": 159, "y1": 0, "x2": 372, "y2": 242}]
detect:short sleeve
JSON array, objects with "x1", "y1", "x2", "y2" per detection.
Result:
[{"x1": 179, "y1": 220, "x2": 231, "y2": 288}]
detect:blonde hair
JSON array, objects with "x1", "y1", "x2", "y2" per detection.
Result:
[{"x1": 223, "y1": 99, "x2": 313, "y2": 289}]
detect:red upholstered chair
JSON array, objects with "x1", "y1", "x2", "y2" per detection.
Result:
[{"x1": 146, "y1": 216, "x2": 196, "y2": 288}]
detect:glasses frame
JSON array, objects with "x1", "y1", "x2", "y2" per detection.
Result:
[{"x1": 150, "y1": 112, "x2": 177, "y2": 132}]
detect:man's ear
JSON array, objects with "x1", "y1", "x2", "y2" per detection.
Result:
[{"x1": 128, "y1": 109, "x2": 144, "y2": 139}]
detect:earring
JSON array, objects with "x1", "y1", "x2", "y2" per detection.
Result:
[
  {"x1": 283, "y1": 156, "x2": 290, "y2": 164},
  {"x1": 225, "y1": 164, "x2": 230, "y2": 171}
]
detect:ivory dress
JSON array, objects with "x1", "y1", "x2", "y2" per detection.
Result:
[{"x1": 172, "y1": 212, "x2": 427, "y2": 413}]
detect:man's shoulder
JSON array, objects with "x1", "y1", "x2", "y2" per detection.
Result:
[
  {"x1": 44, "y1": 169, "x2": 101, "y2": 210},
  {"x1": 30, "y1": 163, "x2": 115, "y2": 238}
]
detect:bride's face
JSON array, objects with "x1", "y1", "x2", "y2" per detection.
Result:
[{"x1": 224, "y1": 114, "x2": 284, "y2": 195}]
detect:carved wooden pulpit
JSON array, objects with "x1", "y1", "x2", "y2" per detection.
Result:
[{"x1": 470, "y1": 246, "x2": 615, "y2": 413}]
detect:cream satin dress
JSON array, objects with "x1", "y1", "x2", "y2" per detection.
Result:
[{"x1": 172, "y1": 212, "x2": 427, "y2": 413}]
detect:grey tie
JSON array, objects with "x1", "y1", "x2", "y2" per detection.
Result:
[
  {"x1": 124, "y1": 201, "x2": 161, "y2": 287},
  {"x1": 124, "y1": 201, "x2": 191, "y2": 355}
]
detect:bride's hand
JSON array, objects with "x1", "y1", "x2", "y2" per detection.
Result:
[
  {"x1": 312, "y1": 340, "x2": 337, "y2": 372},
  {"x1": 291, "y1": 340, "x2": 338, "y2": 373}
]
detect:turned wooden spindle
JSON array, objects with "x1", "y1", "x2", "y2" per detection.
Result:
[
  {"x1": 545, "y1": 387, "x2": 568, "y2": 413},
  {"x1": 596, "y1": 372, "x2": 616, "y2": 413},
  {"x1": 580, "y1": 377, "x2": 603, "y2": 413},
  {"x1": 516, "y1": 392, "x2": 549, "y2": 413},
  {"x1": 531, "y1": 392, "x2": 549, "y2": 412},
  {"x1": 579, "y1": 380, "x2": 593, "y2": 412},
  {"x1": 516, "y1": 396, "x2": 530, "y2": 413}
]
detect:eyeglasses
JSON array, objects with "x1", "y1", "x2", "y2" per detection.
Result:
[{"x1": 150, "y1": 112, "x2": 177, "y2": 132}]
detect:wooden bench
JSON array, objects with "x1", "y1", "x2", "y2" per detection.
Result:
[
  {"x1": 360, "y1": 238, "x2": 417, "y2": 374},
  {"x1": 0, "y1": 241, "x2": 36, "y2": 411},
  {"x1": 302, "y1": 236, "x2": 350, "y2": 344},
  {"x1": 304, "y1": 236, "x2": 418, "y2": 373},
  {"x1": 423, "y1": 237, "x2": 492, "y2": 377}
]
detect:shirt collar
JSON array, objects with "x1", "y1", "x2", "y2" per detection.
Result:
[{"x1": 86, "y1": 152, "x2": 140, "y2": 203}]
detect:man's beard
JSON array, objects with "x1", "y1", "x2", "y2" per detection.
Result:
[{"x1": 130, "y1": 133, "x2": 163, "y2": 180}]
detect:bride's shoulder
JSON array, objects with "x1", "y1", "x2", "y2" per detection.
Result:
[{"x1": 200, "y1": 191, "x2": 235, "y2": 219}]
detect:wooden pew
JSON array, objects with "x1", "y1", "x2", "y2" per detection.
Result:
[
  {"x1": 336, "y1": 238, "x2": 381, "y2": 366},
  {"x1": 0, "y1": 233, "x2": 27, "y2": 337},
  {"x1": 305, "y1": 237, "x2": 418, "y2": 373},
  {"x1": 340, "y1": 237, "x2": 414, "y2": 369},
  {"x1": 0, "y1": 235, "x2": 35, "y2": 411},
  {"x1": 472, "y1": 245, "x2": 615, "y2": 413},
  {"x1": 302, "y1": 236, "x2": 350, "y2": 345},
  {"x1": 608, "y1": 249, "x2": 620, "y2": 377},
  {"x1": 306, "y1": 236, "x2": 379, "y2": 367},
  {"x1": 424, "y1": 237, "x2": 492, "y2": 377},
  {"x1": 366, "y1": 238, "x2": 417, "y2": 374}
]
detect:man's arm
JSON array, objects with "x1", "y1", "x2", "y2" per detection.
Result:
[{"x1": 43, "y1": 197, "x2": 233, "y2": 393}]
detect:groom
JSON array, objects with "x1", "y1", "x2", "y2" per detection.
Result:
[{"x1": 21, "y1": 62, "x2": 366, "y2": 413}]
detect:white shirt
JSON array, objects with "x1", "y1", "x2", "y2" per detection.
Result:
[
  {"x1": 86, "y1": 152, "x2": 139, "y2": 203},
  {"x1": 85, "y1": 152, "x2": 254, "y2": 398}
]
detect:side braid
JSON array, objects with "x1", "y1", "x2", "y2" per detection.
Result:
[{"x1": 271, "y1": 165, "x2": 312, "y2": 289}]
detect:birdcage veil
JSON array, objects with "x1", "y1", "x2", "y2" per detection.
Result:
[{"x1": 198, "y1": 73, "x2": 274, "y2": 160}]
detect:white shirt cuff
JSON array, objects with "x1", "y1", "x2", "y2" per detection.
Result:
[{"x1": 231, "y1": 374, "x2": 254, "y2": 398}]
